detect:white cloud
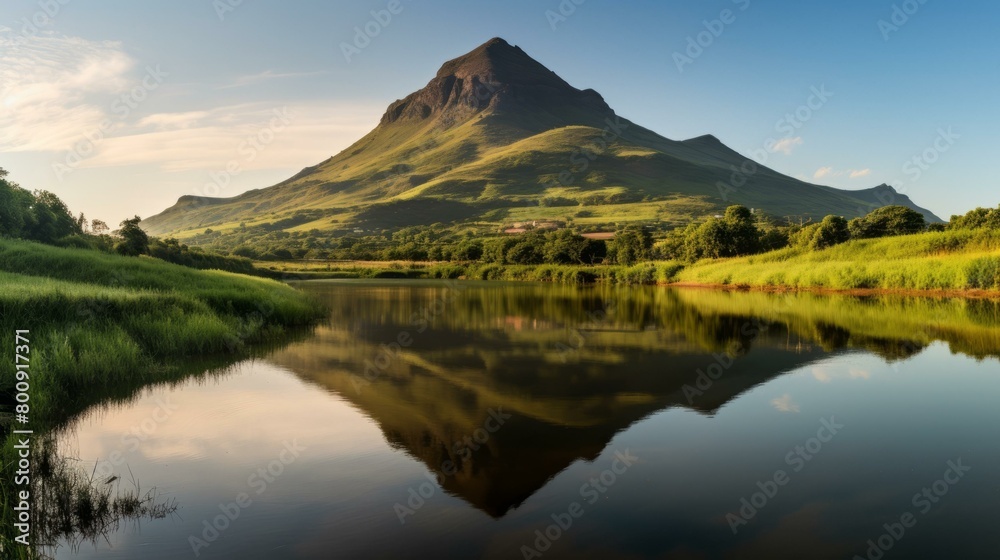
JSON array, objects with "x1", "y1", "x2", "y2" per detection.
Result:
[
  {"x1": 813, "y1": 166, "x2": 834, "y2": 180},
  {"x1": 81, "y1": 102, "x2": 379, "y2": 172},
  {"x1": 848, "y1": 367, "x2": 871, "y2": 380},
  {"x1": 812, "y1": 367, "x2": 833, "y2": 383},
  {"x1": 0, "y1": 32, "x2": 380, "y2": 174},
  {"x1": 138, "y1": 111, "x2": 212, "y2": 130},
  {"x1": 772, "y1": 136, "x2": 803, "y2": 155},
  {"x1": 771, "y1": 394, "x2": 801, "y2": 413},
  {"x1": 814, "y1": 167, "x2": 874, "y2": 182},
  {"x1": 0, "y1": 33, "x2": 134, "y2": 152},
  {"x1": 218, "y1": 69, "x2": 328, "y2": 90}
]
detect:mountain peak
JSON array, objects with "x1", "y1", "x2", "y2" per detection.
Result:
[
  {"x1": 434, "y1": 37, "x2": 567, "y2": 87},
  {"x1": 380, "y1": 37, "x2": 611, "y2": 126}
]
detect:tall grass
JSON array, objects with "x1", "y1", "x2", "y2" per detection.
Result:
[
  {"x1": 675, "y1": 229, "x2": 1000, "y2": 291},
  {"x1": 0, "y1": 239, "x2": 323, "y2": 421},
  {"x1": 0, "y1": 239, "x2": 322, "y2": 557}
]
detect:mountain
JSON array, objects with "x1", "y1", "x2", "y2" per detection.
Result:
[{"x1": 142, "y1": 37, "x2": 942, "y2": 236}]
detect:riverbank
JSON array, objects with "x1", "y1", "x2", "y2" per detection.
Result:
[
  {"x1": 259, "y1": 229, "x2": 1000, "y2": 296},
  {"x1": 0, "y1": 239, "x2": 324, "y2": 557},
  {"x1": 0, "y1": 239, "x2": 324, "y2": 422}
]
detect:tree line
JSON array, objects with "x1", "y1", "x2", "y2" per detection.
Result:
[{"x1": 0, "y1": 168, "x2": 256, "y2": 275}]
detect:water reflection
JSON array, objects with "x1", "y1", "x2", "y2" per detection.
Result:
[
  {"x1": 50, "y1": 281, "x2": 1000, "y2": 559},
  {"x1": 269, "y1": 282, "x2": 1000, "y2": 519}
]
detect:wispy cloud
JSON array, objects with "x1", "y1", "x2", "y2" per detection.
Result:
[
  {"x1": 0, "y1": 33, "x2": 134, "y2": 152},
  {"x1": 772, "y1": 136, "x2": 803, "y2": 155},
  {"x1": 771, "y1": 394, "x2": 801, "y2": 413},
  {"x1": 80, "y1": 102, "x2": 379, "y2": 172},
  {"x1": 813, "y1": 166, "x2": 834, "y2": 180},
  {"x1": 0, "y1": 32, "x2": 378, "y2": 173},
  {"x1": 217, "y1": 69, "x2": 328, "y2": 89},
  {"x1": 814, "y1": 167, "x2": 873, "y2": 181}
]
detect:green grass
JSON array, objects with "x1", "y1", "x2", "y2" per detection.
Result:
[
  {"x1": 0, "y1": 239, "x2": 323, "y2": 557},
  {"x1": 674, "y1": 229, "x2": 1000, "y2": 292},
  {"x1": 0, "y1": 238, "x2": 323, "y2": 421},
  {"x1": 265, "y1": 229, "x2": 1000, "y2": 294}
]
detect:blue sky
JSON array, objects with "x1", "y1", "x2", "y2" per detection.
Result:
[{"x1": 1, "y1": 0, "x2": 996, "y2": 225}]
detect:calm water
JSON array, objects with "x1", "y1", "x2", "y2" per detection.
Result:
[{"x1": 51, "y1": 281, "x2": 1000, "y2": 559}]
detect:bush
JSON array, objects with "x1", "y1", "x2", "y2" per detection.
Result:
[
  {"x1": 966, "y1": 257, "x2": 1000, "y2": 290},
  {"x1": 849, "y1": 206, "x2": 927, "y2": 239},
  {"x1": 810, "y1": 215, "x2": 851, "y2": 249}
]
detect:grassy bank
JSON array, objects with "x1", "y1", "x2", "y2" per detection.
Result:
[
  {"x1": 265, "y1": 229, "x2": 1000, "y2": 294},
  {"x1": 673, "y1": 229, "x2": 1000, "y2": 293},
  {"x1": 0, "y1": 239, "x2": 323, "y2": 557},
  {"x1": 266, "y1": 229, "x2": 1000, "y2": 294},
  {"x1": 0, "y1": 239, "x2": 324, "y2": 421}
]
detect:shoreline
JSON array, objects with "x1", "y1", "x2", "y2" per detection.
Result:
[
  {"x1": 663, "y1": 281, "x2": 1000, "y2": 300},
  {"x1": 281, "y1": 267, "x2": 1000, "y2": 300}
]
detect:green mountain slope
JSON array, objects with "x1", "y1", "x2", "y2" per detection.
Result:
[{"x1": 143, "y1": 38, "x2": 942, "y2": 237}]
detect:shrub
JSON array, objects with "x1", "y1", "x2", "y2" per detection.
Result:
[{"x1": 966, "y1": 257, "x2": 1000, "y2": 290}]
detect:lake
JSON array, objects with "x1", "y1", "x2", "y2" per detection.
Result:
[{"x1": 50, "y1": 280, "x2": 1000, "y2": 559}]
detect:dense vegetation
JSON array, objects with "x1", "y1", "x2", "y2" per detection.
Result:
[
  {"x1": 262, "y1": 203, "x2": 1000, "y2": 293},
  {"x1": 0, "y1": 168, "x2": 261, "y2": 276},
  {"x1": 191, "y1": 200, "x2": 1000, "y2": 272}
]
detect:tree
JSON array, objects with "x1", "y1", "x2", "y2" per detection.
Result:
[
  {"x1": 91, "y1": 219, "x2": 110, "y2": 235},
  {"x1": 607, "y1": 225, "x2": 653, "y2": 265},
  {"x1": 452, "y1": 239, "x2": 484, "y2": 261},
  {"x1": 505, "y1": 232, "x2": 546, "y2": 264},
  {"x1": 724, "y1": 205, "x2": 760, "y2": 255},
  {"x1": 116, "y1": 216, "x2": 150, "y2": 256},
  {"x1": 681, "y1": 205, "x2": 762, "y2": 261},
  {"x1": 23, "y1": 190, "x2": 81, "y2": 243},
  {"x1": 543, "y1": 229, "x2": 590, "y2": 264},
  {"x1": 949, "y1": 205, "x2": 1000, "y2": 230},
  {"x1": 0, "y1": 169, "x2": 33, "y2": 238},
  {"x1": 810, "y1": 215, "x2": 850, "y2": 249},
  {"x1": 849, "y1": 206, "x2": 927, "y2": 239}
]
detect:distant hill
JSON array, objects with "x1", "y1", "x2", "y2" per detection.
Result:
[{"x1": 143, "y1": 37, "x2": 942, "y2": 237}]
